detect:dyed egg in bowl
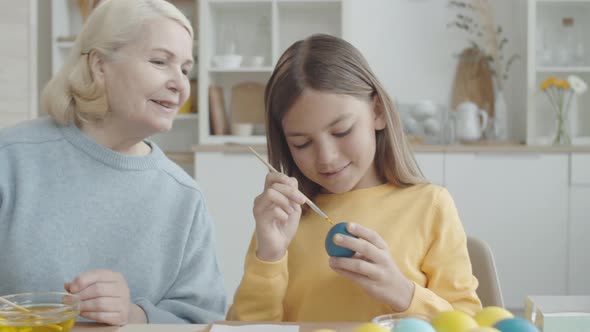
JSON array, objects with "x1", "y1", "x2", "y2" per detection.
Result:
[{"x1": 0, "y1": 292, "x2": 80, "y2": 332}]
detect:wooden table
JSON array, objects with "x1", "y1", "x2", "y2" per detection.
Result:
[
  {"x1": 72, "y1": 321, "x2": 364, "y2": 332},
  {"x1": 71, "y1": 323, "x2": 207, "y2": 332}
]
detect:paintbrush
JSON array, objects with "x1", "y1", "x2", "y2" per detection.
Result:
[{"x1": 248, "y1": 146, "x2": 334, "y2": 225}]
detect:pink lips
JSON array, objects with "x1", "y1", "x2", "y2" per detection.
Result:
[
  {"x1": 151, "y1": 99, "x2": 178, "y2": 113},
  {"x1": 319, "y1": 162, "x2": 350, "y2": 177}
]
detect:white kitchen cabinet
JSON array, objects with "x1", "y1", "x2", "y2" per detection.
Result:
[
  {"x1": 527, "y1": 0, "x2": 590, "y2": 144},
  {"x1": 0, "y1": 0, "x2": 37, "y2": 129},
  {"x1": 568, "y1": 153, "x2": 590, "y2": 295},
  {"x1": 198, "y1": 0, "x2": 344, "y2": 145},
  {"x1": 445, "y1": 153, "x2": 569, "y2": 310},
  {"x1": 571, "y1": 153, "x2": 590, "y2": 185},
  {"x1": 568, "y1": 186, "x2": 590, "y2": 295},
  {"x1": 195, "y1": 151, "x2": 267, "y2": 306}
]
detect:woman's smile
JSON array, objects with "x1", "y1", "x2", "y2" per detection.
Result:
[{"x1": 150, "y1": 99, "x2": 177, "y2": 113}]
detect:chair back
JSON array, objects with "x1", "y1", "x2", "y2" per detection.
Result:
[{"x1": 467, "y1": 236, "x2": 505, "y2": 307}]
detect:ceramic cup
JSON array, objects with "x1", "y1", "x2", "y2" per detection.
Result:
[{"x1": 231, "y1": 123, "x2": 254, "y2": 136}]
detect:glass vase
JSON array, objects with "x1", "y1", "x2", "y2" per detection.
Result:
[
  {"x1": 553, "y1": 111, "x2": 571, "y2": 145},
  {"x1": 493, "y1": 89, "x2": 508, "y2": 141}
]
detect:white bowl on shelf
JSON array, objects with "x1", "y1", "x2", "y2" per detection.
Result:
[
  {"x1": 231, "y1": 123, "x2": 254, "y2": 136},
  {"x1": 246, "y1": 55, "x2": 265, "y2": 67},
  {"x1": 212, "y1": 54, "x2": 242, "y2": 69}
]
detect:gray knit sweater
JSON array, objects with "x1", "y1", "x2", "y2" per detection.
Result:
[{"x1": 0, "y1": 118, "x2": 226, "y2": 323}]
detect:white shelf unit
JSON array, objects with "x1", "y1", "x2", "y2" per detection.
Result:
[
  {"x1": 198, "y1": 0, "x2": 343, "y2": 145},
  {"x1": 527, "y1": 0, "x2": 590, "y2": 145},
  {"x1": 0, "y1": 0, "x2": 38, "y2": 129},
  {"x1": 51, "y1": 0, "x2": 83, "y2": 76},
  {"x1": 50, "y1": 0, "x2": 200, "y2": 152}
]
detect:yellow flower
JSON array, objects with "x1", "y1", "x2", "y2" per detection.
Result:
[
  {"x1": 540, "y1": 76, "x2": 556, "y2": 90},
  {"x1": 540, "y1": 75, "x2": 587, "y2": 116},
  {"x1": 555, "y1": 79, "x2": 570, "y2": 90}
]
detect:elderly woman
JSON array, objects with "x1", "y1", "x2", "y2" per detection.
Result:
[{"x1": 0, "y1": 0, "x2": 225, "y2": 325}]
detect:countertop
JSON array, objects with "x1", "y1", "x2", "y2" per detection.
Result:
[
  {"x1": 163, "y1": 143, "x2": 590, "y2": 166},
  {"x1": 71, "y1": 321, "x2": 365, "y2": 332},
  {"x1": 191, "y1": 143, "x2": 590, "y2": 153}
]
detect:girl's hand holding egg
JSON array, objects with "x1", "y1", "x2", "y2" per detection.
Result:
[
  {"x1": 253, "y1": 172, "x2": 307, "y2": 262},
  {"x1": 325, "y1": 222, "x2": 357, "y2": 257},
  {"x1": 327, "y1": 223, "x2": 414, "y2": 311}
]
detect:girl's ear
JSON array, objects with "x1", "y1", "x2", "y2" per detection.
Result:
[
  {"x1": 372, "y1": 95, "x2": 386, "y2": 130},
  {"x1": 88, "y1": 50, "x2": 105, "y2": 84}
]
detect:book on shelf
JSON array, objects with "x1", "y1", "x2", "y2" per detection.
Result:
[{"x1": 208, "y1": 86, "x2": 229, "y2": 135}]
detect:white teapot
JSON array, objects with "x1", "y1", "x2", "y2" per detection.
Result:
[{"x1": 454, "y1": 101, "x2": 489, "y2": 142}]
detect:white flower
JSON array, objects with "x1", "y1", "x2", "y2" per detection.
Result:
[{"x1": 567, "y1": 75, "x2": 587, "y2": 95}]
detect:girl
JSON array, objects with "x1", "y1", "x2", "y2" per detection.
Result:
[{"x1": 230, "y1": 34, "x2": 481, "y2": 322}]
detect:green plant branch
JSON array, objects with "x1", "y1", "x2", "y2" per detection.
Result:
[{"x1": 447, "y1": 0, "x2": 520, "y2": 90}]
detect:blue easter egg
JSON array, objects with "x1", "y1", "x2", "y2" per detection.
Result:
[
  {"x1": 394, "y1": 318, "x2": 436, "y2": 332},
  {"x1": 494, "y1": 318, "x2": 540, "y2": 332},
  {"x1": 325, "y1": 222, "x2": 357, "y2": 257}
]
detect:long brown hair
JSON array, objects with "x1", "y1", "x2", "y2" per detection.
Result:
[{"x1": 265, "y1": 34, "x2": 426, "y2": 205}]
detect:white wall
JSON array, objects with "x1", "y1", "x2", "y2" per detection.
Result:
[{"x1": 344, "y1": 0, "x2": 527, "y2": 142}]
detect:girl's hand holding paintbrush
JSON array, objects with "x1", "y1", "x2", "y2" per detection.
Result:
[
  {"x1": 248, "y1": 146, "x2": 334, "y2": 262},
  {"x1": 253, "y1": 172, "x2": 307, "y2": 261}
]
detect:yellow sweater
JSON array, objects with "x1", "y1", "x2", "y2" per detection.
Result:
[{"x1": 229, "y1": 183, "x2": 482, "y2": 322}]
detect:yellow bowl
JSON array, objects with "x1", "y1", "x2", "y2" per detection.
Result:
[{"x1": 0, "y1": 292, "x2": 80, "y2": 332}]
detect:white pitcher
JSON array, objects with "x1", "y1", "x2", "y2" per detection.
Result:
[{"x1": 455, "y1": 101, "x2": 489, "y2": 142}]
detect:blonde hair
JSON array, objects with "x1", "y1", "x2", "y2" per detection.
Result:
[
  {"x1": 265, "y1": 34, "x2": 426, "y2": 203},
  {"x1": 42, "y1": 0, "x2": 193, "y2": 125}
]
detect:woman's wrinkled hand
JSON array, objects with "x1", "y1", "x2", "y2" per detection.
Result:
[{"x1": 65, "y1": 269, "x2": 146, "y2": 325}]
